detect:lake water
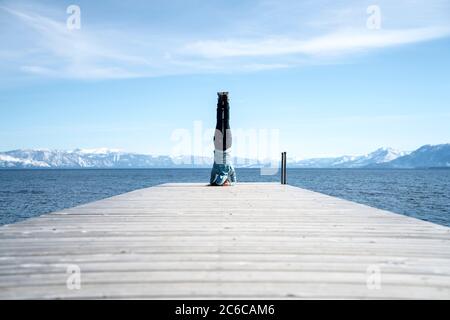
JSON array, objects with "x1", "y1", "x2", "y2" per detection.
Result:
[{"x1": 0, "y1": 169, "x2": 449, "y2": 227}]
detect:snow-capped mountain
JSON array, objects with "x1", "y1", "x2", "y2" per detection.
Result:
[
  {"x1": 375, "y1": 144, "x2": 450, "y2": 168},
  {"x1": 291, "y1": 147, "x2": 408, "y2": 168},
  {"x1": 0, "y1": 149, "x2": 182, "y2": 169},
  {"x1": 0, "y1": 145, "x2": 448, "y2": 169},
  {"x1": 0, "y1": 153, "x2": 50, "y2": 168}
]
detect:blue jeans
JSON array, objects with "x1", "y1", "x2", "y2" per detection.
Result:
[{"x1": 210, "y1": 151, "x2": 237, "y2": 185}]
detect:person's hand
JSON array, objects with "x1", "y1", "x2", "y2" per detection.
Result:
[{"x1": 223, "y1": 180, "x2": 231, "y2": 186}]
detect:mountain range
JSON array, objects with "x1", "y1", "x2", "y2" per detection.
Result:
[
  {"x1": 290, "y1": 147, "x2": 409, "y2": 168},
  {"x1": 0, "y1": 144, "x2": 449, "y2": 169}
]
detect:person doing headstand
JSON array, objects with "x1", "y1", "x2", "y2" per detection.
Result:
[{"x1": 210, "y1": 92, "x2": 237, "y2": 186}]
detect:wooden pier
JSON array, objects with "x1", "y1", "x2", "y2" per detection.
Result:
[{"x1": 1, "y1": 183, "x2": 449, "y2": 299}]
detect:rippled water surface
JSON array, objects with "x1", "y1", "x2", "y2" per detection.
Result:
[{"x1": 0, "y1": 169, "x2": 449, "y2": 226}]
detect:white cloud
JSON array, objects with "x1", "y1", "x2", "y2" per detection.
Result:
[{"x1": 183, "y1": 27, "x2": 450, "y2": 58}]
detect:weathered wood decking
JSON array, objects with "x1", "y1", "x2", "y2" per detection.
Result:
[{"x1": 1, "y1": 183, "x2": 450, "y2": 299}]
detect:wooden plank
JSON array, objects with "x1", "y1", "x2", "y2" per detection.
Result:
[{"x1": 0, "y1": 182, "x2": 449, "y2": 299}]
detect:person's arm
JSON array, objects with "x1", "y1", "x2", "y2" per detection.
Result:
[
  {"x1": 229, "y1": 166, "x2": 237, "y2": 183},
  {"x1": 210, "y1": 165, "x2": 216, "y2": 185}
]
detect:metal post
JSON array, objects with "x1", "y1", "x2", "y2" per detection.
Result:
[
  {"x1": 280, "y1": 152, "x2": 283, "y2": 184},
  {"x1": 281, "y1": 152, "x2": 287, "y2": 184}
]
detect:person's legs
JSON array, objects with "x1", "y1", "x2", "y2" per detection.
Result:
[{"x1": 214, "y1": 92, "x2": 232, "y2": 158}]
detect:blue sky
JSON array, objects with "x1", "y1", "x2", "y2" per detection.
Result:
[{"x1": 0, "y1": 0, "x2": 449, "y2": 158}]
